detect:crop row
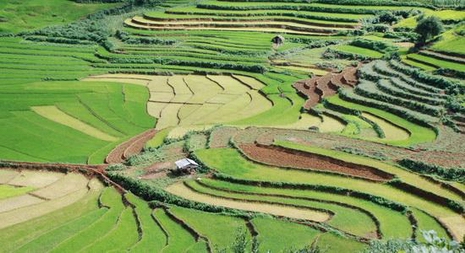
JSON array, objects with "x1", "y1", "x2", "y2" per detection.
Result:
[{"x1": 354, "y1": 80, "x2": 443, "y2": 117}]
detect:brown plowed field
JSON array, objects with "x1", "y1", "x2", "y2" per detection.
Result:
[
  {"x1": 293, "y1": 79, "x2": 320, "y2": 109},
  {"x1": 316, "y1": 74, "x2": 337, "y2": 97},
  {"x1": 293, "y1": 66, "x2": 360, "y2": 110},
  {"x1": 106, "y1": 129, "x2": 157, "y2": 164},
  {"x1": 239, "y1": 144, "x2": 393, "y2": 182},
  {"x1": 342, "y1": 67, "x2": 358, "y2": 86}
]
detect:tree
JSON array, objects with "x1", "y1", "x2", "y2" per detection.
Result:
[{"x1": 414, "y1": 16, "x2": 444, "y2": 46}]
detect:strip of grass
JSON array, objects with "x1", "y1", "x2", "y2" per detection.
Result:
[
  {"x1": 317, "y1": 232, "x2": 367, "y2": 253},
  {"x1": 407, "y1": 53, "x2": 465, "y2": 72},
  {"x1": 334, "y1": 45, "x2": 384, "y2": 58},
  {"x1": 13, "y1": 208, "x2": 108, "y2": 253},
  {"x1": 252, "y1": 217, "x2": 321, "y2": 252},
  {"x1": 412, "y1": 208, "x2": 451, "y2": 241},
  {"x1": 231, "y1": 93, "x2": 304, "y2": 126},
  {"x1": 82, "y1": 207, "x2": 139, "y2": 252},
  {"x1": 126, "y1": 193, "x2": 167, "y2": 252},
  {"x1": 431, "y1": 26, "x2": 465, "y2": 56},
  {"x1": 170, "y1": 205, "x2": 250, "y2": 252},
  {"x1": 48, "y1": 187, "x2": 125, "y2": 253},
  {"x1": 146, "y1": 127, "x2": 173, "y2": 148},
  {"x1": 153, "y1": 208, "x2": 200, "y2": 253},
  {"x1": 401, "y1": 56, "x2": 437, "y2": 71},
  {"x1": 0, "y1": 185, "x2": 35, "y2": 200}
]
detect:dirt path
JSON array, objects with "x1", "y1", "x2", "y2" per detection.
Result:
[{"x1": 106, "y1": 129, "x2": 157, "y2": 164}]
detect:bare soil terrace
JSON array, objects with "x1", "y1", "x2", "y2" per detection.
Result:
[{"x1": 239, "y1": 143, "x2": 394, "y2": 181}]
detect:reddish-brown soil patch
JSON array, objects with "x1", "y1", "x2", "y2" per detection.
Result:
[
  {"x1": 341, "y1": 67, "x2": 358, "y2": 87},
  {"x1": 239, "y1": 143, "x2": 393, "y2": 182},
  {"x1": 294, "y1": 78, "x2": 320, "y2": 109},
  {"x1": 316, "y1": 73, "x2": 337, "y2": 98},
  {"x1": 293, "y1": 66, "x2": 359, "y2": 110},
  {"x1": 106, "y1": 129, "x2": 157, "y2": 164}
]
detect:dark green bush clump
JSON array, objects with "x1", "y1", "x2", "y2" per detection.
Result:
[{"x1": 398, "y1": 159, "x2": 465, "y2": 183}]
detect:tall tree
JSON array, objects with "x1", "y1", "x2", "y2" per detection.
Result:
[{"x1": 415, "y1": 16, "x2": 444, "y2": 46}]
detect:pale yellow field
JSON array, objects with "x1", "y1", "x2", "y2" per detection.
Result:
[
  {"x1": 156, "y1": 103, "x2": 183, "y2": 129},
  {"x1": 149, "y1": 92, "x2": 174, "y2": 102},
  {"x1": 319, "y1": 114, "x2": 346, "y2": 133},
  {"x1": 0, "y1": 176, "x2": 102, "y2": 230},
  {"x1": 180, "y1": 104, "x2": 222, "y2": 125},
  {"x1": 147, "y1": 76, "x2": 173, "y2": 93},
  {"x1": 0, "y1": 195, "x2": 44, "y2": 213},
  {"x1": 32, "y1": 106, "x2": 118, "y2": 142},
  {"x1": 85, "y1": 74, "x2": 274, "y2": 130},
  {"x1": 207, "y1": 93, "x2": 241, "y2": 104},
  {"x1": 184, "y1": 75, "x2": 223, "y2": 102},
  {"x1": 233, "y1": 91, "x2": 273, "y2": 120},
  {"x1": 31, "y1": 173, "x2": 89, "y2": 200},
  {"x1": 207, "y1": 75, "x2": 250, "y2": 94},
  {"x1": 125, "y1": 18, "x2": 331, "y2": 35},
  {"x1": 131, "y1": 16, "x2": 348, "y2": 30},
  {"x1": 166, "y1": 182, "x2": 330, "y2": 222},
  {"x1": 232, "y1": 75, "x2": 265, "y2": 90},
  {"x1": 168, "y1": 76, "x2": 192, "y2": 95},
  {"x1": 0, "y1": 170, "x2": 20, "y2": 184},
  {"x1": 0, "y1": 188, "x2": 88, "y2": 230},
  {"x1": 439, "y1": 216, "x2": 465, "y2": 242},
  {"x1": 203, "y1": 93, "x2": 251, "y2": 123},
  {"x1": 275, "y1": 113, "x2": 322, "y2": 130},
  {"x1": 177, "y1": 104, "x2": 202, "y2": 120},
  {"x1": 8, "y1": 170, "x2": 64, "y2": 188},
  {"x1": 362, "y1": 112, "x2": 410, "y2": 140},
  {"x1": 147, "y1": 102, "x2": 168, "y2": 118}
]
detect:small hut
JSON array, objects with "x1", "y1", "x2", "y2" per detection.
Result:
[
  {"x1": 174, "y1": 158, "x2": 199, "y2": 174},
  {"x1": 271, "y1": 35, "x2": 285, "y2": 46}
]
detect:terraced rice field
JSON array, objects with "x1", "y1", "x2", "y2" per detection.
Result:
[
  {"x1": 85, "y1": 74, "x2": 272, "y2": 129},
  {"x1": 1, "y1": 0, "x2": 465, "y2": 252}
]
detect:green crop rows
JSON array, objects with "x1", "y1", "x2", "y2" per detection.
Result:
[{"x1": 0, "y1": 0, "x2": 464, "y2": 252}]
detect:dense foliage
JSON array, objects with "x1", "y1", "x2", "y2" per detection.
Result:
[{"x1": 399, "y1": 159, "x2": 465, "y2": 183}]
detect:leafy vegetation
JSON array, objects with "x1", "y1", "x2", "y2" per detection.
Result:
[{"x1": 1, "y1": 0, "x2": 465, "y2": 251}]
